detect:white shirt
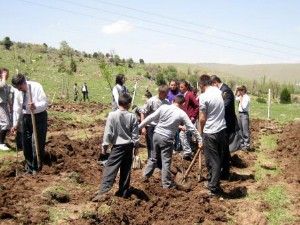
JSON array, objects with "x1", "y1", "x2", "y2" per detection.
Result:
[
  {"x1": 199, "y1": 86, "x2": 227, "y2": 134},
  {"x1": 13, "y1": 81, "x2": 48, "y2": 126},
  {"x1": 236, "y1": 94, "x2": 250, "y2": 112}
]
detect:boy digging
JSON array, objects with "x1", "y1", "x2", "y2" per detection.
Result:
[{"x1": 92, "y1": 93, "x2": 139, "y2": 202}]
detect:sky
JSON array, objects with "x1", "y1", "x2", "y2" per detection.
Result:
[{"x1": 1, "y1": 0, "x2": 300, "y2": 64}]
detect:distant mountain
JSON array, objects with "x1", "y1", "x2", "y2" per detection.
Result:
[{"x1": 159, "y1": 63, "x2": 300, "y2": 83}]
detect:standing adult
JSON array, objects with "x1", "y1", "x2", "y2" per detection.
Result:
[
  {"x1": 73, "y1": 83, "x2": 79, "y2": 102},
  {"x1": 179, "y1": 80, "x2": 199, "y2": 160},
  {"x1": 0, "y1": 68, "x2": 12, "y2": 151},
  {"x1": 167, "y1": 79, "x2": 179, "y2": 103},
  {"x1": 211, "y1": 75, "x2": 236, "y2": 179},
  {"x1": 199, "y1": 74, "x2": 227, "y2": 195},
  {"x1": 11, "y1": 74, "x2": 48, "y2": 174},
  {"x1": 236, "y1": 86, "x2": 250, "y2": 150},
  {"x1": 112, "y1": 74, "x2": 128, "y2": 111},
  {"x1": 140, "y1": 85, "x2": 170, "y2": 179},
  {"x1": 81, "y1": 82, "x2": 89, "y2": 102}
]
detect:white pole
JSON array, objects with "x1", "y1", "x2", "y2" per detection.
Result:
[{"x1": 267, "y1": 88, "x2": 271, "y2": 119}]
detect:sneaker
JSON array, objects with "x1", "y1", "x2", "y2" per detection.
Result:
[{"x1": 0, "y1": 144, "x2": 10, "y2": 151}]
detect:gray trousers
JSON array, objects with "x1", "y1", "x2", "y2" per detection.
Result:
[
  {"x1": 144, "y1": 133, "x2": 174, "y2": 188},
  {"x1": 100, "y1": 143, "x2": 133, "y2": 196},
  {"x1": 238, "y1": 112, "x2": 250, "y2": 148}
]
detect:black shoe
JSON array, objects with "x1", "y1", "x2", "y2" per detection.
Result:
[
  {"x1": 209, "y1": 188, "x2": 224, "y2": 197},
  {"x1": 220, "y1": 173, "x2": 230, "y2": 180}
]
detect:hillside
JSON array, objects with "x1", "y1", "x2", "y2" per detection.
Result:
[
  {"x1": 1, "y1": 41, "x2": 299, "y2": 106},
  {"x1": 159, "y1": 63, "x2": 300, "y2": 83}
]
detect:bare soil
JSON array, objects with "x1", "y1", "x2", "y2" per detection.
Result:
[{"x1": 0, "y1": 104, "x2": 299, "y2": 225}]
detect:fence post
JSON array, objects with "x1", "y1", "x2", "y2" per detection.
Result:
[{"x1": 267, "y1": 88, "x2": 271, "y2": 119}]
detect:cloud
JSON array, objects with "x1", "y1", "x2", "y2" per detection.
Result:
[{"x1": 102, "y1": 20, "x2": 134, "y2": 34}]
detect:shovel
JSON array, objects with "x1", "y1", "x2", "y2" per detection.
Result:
[
  {"x1": 175, "y1": 146, "x2": 202, "y2": 189},
  {"x1": 28, "y1": 84, "x2": 41, "y2": 170}
]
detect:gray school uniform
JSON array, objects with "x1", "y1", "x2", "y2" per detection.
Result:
[
  {"x1": 100, "y1": 109, "x2": 139, "y2": 195},
  {"x1": 141, "y1": 95, "x2": 170, "y2": 161},
  {"x1": 139, "y1": 104, "x2": 202, "y2": 188}
]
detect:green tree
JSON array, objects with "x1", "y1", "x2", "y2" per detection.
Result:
[
  {"x1": 59, "y1": 41, "x2": 74, "y2": 57},
  {"x1": 70, "y1": 57, "x2": 77, "y2": 73},
  {"x1": 280, "y1": 88, "x2": 291, "y2": 104},
  {"x1": 155, "y1": 73, "x2": 166, "y2": 86},
  {"x1": 139, "y1": 58, "x2": 145, "y2": 64},
  {"x1": 2, "y1": 36, "x2": 13, "y2": 50}
]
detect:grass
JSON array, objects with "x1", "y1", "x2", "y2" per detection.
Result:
[
  {"x1": 255, "y1": 134, "x2": 279, "y2": 181},
  {"x1": 48, "y1": 207, "x2": 71, "y2": 225},
  {"x1": 264, "y1": 185, "x2": 294, "y2": 225},
  {"x1": 250, "y1": 97, "x2": 300, "y2": 123}
]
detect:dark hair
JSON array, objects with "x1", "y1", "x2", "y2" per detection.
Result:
[
  {"x1": 169, "y1": 79, "x2": 178, "y2": 85},
  {"x1": 174, "y1": 94, "x2": 185, "y2": 105},
  {"x1": 11, "y1": 74, "x2": 26, "y2": 87},
  {"x1": 179, "y1": 80, "x2": 192, "y2": 91},
  {"x1": 118, "y1": 93, "x2": 132, "y2": 107},
  {"x1": 199, "y1": 74, "x2": 212, "y2": 87},
  {"x1": 145, "y1": 89, "x2": 152, "y2": 98},
  {"x1": 74, "y1": 83, "x2": 77, "y2": 85},
  {"x1": 116, "y1": 74, "x2": 125, "y2": 85},
  {"x1": 237, "y1": 85, "x2": 247, "y2": 93},
  {"x1": 158, "y1": 85, "x2": 169, "y2": 93},
  {"x1": 0, "y1": 68, "x2": 9, "y2": 74},
  {"x1": 210, "y1": 75, "x2": 222, "y2": 83}
]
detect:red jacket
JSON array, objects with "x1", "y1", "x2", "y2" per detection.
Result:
[{"x1": 182, "y1": 91, "x2": 199, "y2": 121}]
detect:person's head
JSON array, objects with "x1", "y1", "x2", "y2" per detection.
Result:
[
  {"x1": 199, "y1": 74, "x2": 212, "y2": 92},
  {"x1": 144, "y1": 89, "x2": 152, "y2": 99},
  {"x1": 118, "y1": 93, "x2": 132, "y2": 109},
  {"x1": 0, "y1": 68, "x2": 9, "y2": 80},
  {"x1": 74, "y1": 83, "x2": 77, "y2": 86},
  {"x1": 169, "y1": 79, "x2": 178, "y2": 91},
  {"x1": 173, "y1": 94, "x2": 185, "y2": 109},
  {"x1": 116, "y1": 74, "x2": 125, "y2": 85},
  {"x1": 179, "y1": 80, "x2": 190, "y2": 93},
  {"x1": 11, "y1": 73, "x2": 27, "y2": 92},
  {"x1": 158, "y1": 85, "x2": 169, "y2": 100},
  {"x1": 210, "y1": 75, "x2": 222, "y2": 87},
  {"x1": 237, "y1": 85, "x2": 247, "y2": 95}
]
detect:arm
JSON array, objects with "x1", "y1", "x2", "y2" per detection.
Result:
[
  {"x1": 189, "y1": 93, "x2": 199, "y2": 121},
  {"x1": 112, "y1": 86, "x2": 119, "y2": 106},
  {"x1": 138, "y1": 107, "x2": 161, "y2": 130},
  {"x1": 223, "y1": 89, "x2": 234, "y2": 108},
  {"x1": 12, "y1": 91, "x2": 23, "y2": 128},
  {"x1": 241, "y1": 95, "x2": 249, "y2": 111},
  {"x1": 131, "y1": 115, "x2": 140, "y2": 147},
  {"x1": 182, "y1": 113, "x2": 202, "y2": 145},
  {"x1": 102, "y1": 114, "x2": 114, "y2": 147},
  {"x1": 33, "y1": 84, "x2": 48, "y2": 111},
  {"x1": 199, "y1": 96, "x2": 207, "y2": 134},
  {"x1": 199, "y1": 110, "x2": 207, "y2": 134}
]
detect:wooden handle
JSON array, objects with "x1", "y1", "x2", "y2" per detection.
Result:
[
  {"x1": 183, "y1": 147, "x2": 202, "y2": 180},
  {"x1": 28, "y1": 84, "x2": 41, "y2": 169}
]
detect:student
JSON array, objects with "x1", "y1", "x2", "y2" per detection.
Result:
[
  {"x1": 140, "y1": 85, "x2": 170, "y2": 169},
  {"x1": 179, "y1": 80, "x2": 199, "y2": 160},
  {"x1": 211, "y1": 75, "x2": 235, "y2": 179},
  {"x1": 139, "y1": 95, "x2": 202, "y2": 189},
  {"x1": 11, "y1": 74, "x2": 48, "y2": 174},
  {"x1": 167, "y1": 79, "x2": 179, "y2": 103},
  {"x1": 92, "y1": 93, "x2": 139, "y2": 202},
  {"x1": 199, "y1": 74, "x2": 227, "y2": 196},
  {"x1": 73, "y1": 83, "x2": 79, "y2": 102},
  {"x1": 0, "y1": 68, "x2": 12, "y2": 151},
  {"x1": 81, "y1": 82, "x2": 89, "y2": 102},
  {"x1": 236, "y1": 86, "x2": 250, "y2": 150},
  {"x1": 112, "y1": 74, "x2": 128, "y2": 111}
]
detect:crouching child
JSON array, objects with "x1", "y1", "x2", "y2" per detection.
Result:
[{"x1": 92, "y1": 93, "x2": 139, "y2": 202}]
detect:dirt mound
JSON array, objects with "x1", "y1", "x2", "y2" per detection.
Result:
[
  {"x1": 49, "y1": 102, "x2": 108, "y2": 114},
  {"x1": 275, "y1": 122, "x2": 300, "y2": 184}
]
